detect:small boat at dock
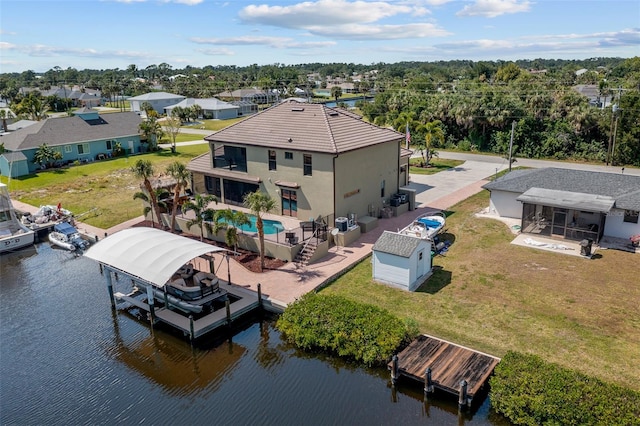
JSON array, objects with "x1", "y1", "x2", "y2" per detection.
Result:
[{"x1": 48, "y1": 222, "x2": 90, "y2": 251}]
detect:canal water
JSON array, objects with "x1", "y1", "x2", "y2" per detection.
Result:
[{"x1": 1, "y1": 243, "x2": 509, "y2": 425}]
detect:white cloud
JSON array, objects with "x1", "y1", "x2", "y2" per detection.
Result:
[
  {"x1": 7, "y1": 43, "x2": 153, "y2": 60},
  {"x1": 197, "y1": 47, "x2": 235, "y2": 56},
  {"x1": 239, "y1": 0, "x2": 412, "y2": 27},
  {"x1": 0, "y1": 42, "x2": 17, "y2": 50},
  {"x1": 192, "y1": 36, "x2": 336, "y2": 49},
  {"x1": 457, "y1": 0, "x2": 531, "y2": 18},
  {"x1": 309, "y1": 22, "x2": 450, "y2": 40}
]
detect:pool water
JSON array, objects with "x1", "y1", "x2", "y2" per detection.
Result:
[{"x1": 219, "y1": 213, "x2": 284, "y2": 234}]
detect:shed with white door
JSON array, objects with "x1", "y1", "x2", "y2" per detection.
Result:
[{"x1": 372, "y1": 231, "x2": 433, "y2": 292}]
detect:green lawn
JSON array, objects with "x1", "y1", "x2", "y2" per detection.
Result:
[
  {"x1": 1, "y1": 145, "x2": 209, "y2": 229},
  {"x1": 409, "y1": 158, "x2": 464, "y2": 175},
  {"x1": 160, "y1": 133, "x2": 208, "y2": 144},
  {"x1": 321, "y1": 190, "x2": 640, "y2": 391},
  {"x1": 186, "y1": 117, "x2": 245, "y2": 131}
]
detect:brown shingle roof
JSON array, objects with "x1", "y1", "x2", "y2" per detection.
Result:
[{"x1": 204, "y1": 102, "x2": 403, "y2": 154}]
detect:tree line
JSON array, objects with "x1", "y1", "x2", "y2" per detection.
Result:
[{"x1": 1, "y1": 57, "x2": 638, "y2": 166}]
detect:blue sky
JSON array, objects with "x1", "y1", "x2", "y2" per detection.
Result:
[{"x1": 1, "y1": 0, "x2": 639, "y2": 73}]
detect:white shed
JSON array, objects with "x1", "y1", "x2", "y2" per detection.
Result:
[{"x1": 372, "y1": 231, "x2": 433, "y2": 292}]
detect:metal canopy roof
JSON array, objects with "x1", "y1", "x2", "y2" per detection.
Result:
[
  {"x1": 84, "y1": 228, "x2": 226, "y2": 287},
  {"x1": 516, "y1": 187, "x2": 615, "y2": 212}
]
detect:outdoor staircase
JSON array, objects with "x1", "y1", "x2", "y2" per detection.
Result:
[{"x1": 294, "y1": 239, "x2": 318, "y2": 267}]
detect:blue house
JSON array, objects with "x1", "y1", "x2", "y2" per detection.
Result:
[{"x1": 0, "y1": 108, "x2": 143, "y2": 178}]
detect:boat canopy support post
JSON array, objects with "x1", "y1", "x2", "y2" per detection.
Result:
[
  {"x1": 257, "y1": 283, "x2": 262, "y2": 309},
  {"x1": 105, "y1": 267, "x2": 115, "y2": 310},
  {"x1": 146, "y1": 284, "x2": 155, "y2": 324}
]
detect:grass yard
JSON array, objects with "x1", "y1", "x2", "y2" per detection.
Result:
[
  {"x1": 159, "y1": 133, "x2": 208, "y2": 144},
  {"x1": 1, "y1": 145, "x2": 209, "y2": 229},
  {"x1": 321, "y1": 190, "x2": 640, "y2": 391},
  {"x1": 190, "y1": 117, "x2": 245, "y2": 131},
  {"x1": 409, "y1": 158, "x2": 464, "y2": 175}
]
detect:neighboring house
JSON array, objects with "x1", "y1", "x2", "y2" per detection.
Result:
[
  {"x1": 0, "y1": 108, "x2": 143, "y2": 178},
  {"x1": 230, "y1": 100, "x2": 258, "y2": 116},
  {"x1": 164, "y1": 98, "x2": 239, "y2": 120},
  {"x1": 372, "y1": 231, "x2": 433, "y2": 291},
  {"x1": 327, "y1": 82, "x2": 356, "y2": 94},
  {"x1": 128, "y1": 92, "x2": 185, "y2": 114},
  {"x1": 216, "y1": 88, "x2": 277, "y2": 104},
  {"x1": 482, "y1": 168, "x2": 640, "y2": 243},
  {"x1": 573, "y1": 84, "x2": 611, "y2": 108},
  {"x1": 187, "y1": 101, "x2": 404, "y2": 223}
]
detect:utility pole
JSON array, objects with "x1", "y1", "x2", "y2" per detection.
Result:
[
  {"x1": 607, "y1": 87, "x2": 624, "y2": 166},
  {"x1": 508, "y1": 120, "x2": 515, "y2": 172}
]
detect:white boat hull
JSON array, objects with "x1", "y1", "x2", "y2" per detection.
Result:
[
  {"x1": 1, "y1": 230, "x2": 36, "y2": 253},
  {"x1": 398, "y1": 212, "x2": 446, "y2": 240}
]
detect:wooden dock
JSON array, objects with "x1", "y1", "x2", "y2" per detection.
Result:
[
  {"x1": 389, "y1": 334, "x2": 500, "y2": 407},
  {"x1": 114, "y1": 281, "x2": 260, "y2": 339}
]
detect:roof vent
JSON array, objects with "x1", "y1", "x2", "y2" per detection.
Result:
[
  {"x1": 291, "y1": 107, "x2": 305, "y2": 112},
  {"x1": 328, "y1": 111, "x2": 339, "y2": 116}
]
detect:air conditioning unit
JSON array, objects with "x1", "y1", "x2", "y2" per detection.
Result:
[
  {"x1": 335, "y1": 217, "x2": 348, "y2": 232},
  {"x1": 390, "y1": 198, "x2": 401, "y2": 207}
]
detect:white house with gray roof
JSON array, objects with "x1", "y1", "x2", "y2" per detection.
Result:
[
  {"x1": 128, "y1": 92, "x2": 185, "y2": 114},
  {"x1": 164, "y1": 98, "x2": 238, "y2": 120},
  {"x1": 0, "y1": 109, "x2": 142, "y2": 178},
  {"x1": 372, "y1": 231, "x2": 433, "y2": 291},
  {"x1": 482, "y1": 168, "x2": 640, "y2": 243}
]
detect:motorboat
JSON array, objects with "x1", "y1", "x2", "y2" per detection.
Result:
[
  {"x1": 21, "y1": 204, "x2": 73, "y2": 230},
  {"x1": 50, "y1": 222, "x2": 89, "y2": 250},
  {"x1": 0, "y1": 183, "x2": 35, "y2": 253},
  {"x1": 399, "y1": 211, "x2": 446, "y2": 240}
]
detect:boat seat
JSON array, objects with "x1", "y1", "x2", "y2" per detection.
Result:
[
  {"x1": 169, "y1": 278, "x2": 201, "y2": 294},
  {"x1": 194, "y1": 271, "x2": 217, "y2": 286}
]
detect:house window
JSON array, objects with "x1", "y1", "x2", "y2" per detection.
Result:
[
  {"x1": 285, "y1": 152, "x2": 293, "y2": 160},
  {"x1": 303, "y1": 154, "x2": 312, "y2": 176},
  {"x1": 64, "y1": 145, "x2": 72, "y2": 153},
  {"x1": 624, "y1": 210, "x2": 639, "y2": 224},
  {"x1": 268, "y1": 150, "x2": 276, "y2": 171},
  {"x1": 381, "y1": 180, "x2": 385, "y2": 198},
  {"x1": 106, "y1": 140, "x2": 113, "y2": 150},
  {"x1": 282, "y1": 189, "x2": 297, "y2": 217},
  {"x1": 213, "y1": 146, "x2": 247, "y2": 172},
  {"x1": 77, "y1": 143, "x2": 90, "y2": 155}
]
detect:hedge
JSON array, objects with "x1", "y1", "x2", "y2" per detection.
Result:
[
  {"x1": 490, "y1": 351, "x2": 640, "y2": 426},
  {"x1": 276, "y1": 293, "x2": 411, "y2": 366}
]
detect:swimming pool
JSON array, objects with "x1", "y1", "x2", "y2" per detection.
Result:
[{"x1": 219, "y1": 213, "x2": 284, "y2": 235}]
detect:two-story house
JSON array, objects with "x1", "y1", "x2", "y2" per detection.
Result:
[{"x1": 187, "y1": 101, "x2": 405, "y2": 223}]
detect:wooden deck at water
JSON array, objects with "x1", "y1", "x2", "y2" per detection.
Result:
[
  {"x1": 114, "y1": 281, "x2": 260, "y2": 339},
  {"x1": 389, "y1": 334, "x2": 500, "y2": 404}
]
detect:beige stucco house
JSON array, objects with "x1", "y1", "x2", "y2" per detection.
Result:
[{"x1": 187, "y1": 101, "x2": 407, "y2": 225}]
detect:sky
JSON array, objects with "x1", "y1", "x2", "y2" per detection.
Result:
[{"x1": 1, "y1": 0, "x2": 639, "y2": 74}]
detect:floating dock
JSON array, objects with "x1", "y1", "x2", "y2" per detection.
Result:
[{"x1": 389, "y1": 334, "x2": 500, "y2": 407}]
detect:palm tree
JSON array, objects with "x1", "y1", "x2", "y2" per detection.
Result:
[
  {"x1": 133, "y1": 187, "x2": 170, "y2": 226},
  {"x1": 138, "y1": 115, "x2": 164, "y2": 151},
  {"x1": 417, "y1": 120, "x2": 445, "y2": 166},
  {"x1": 330, "y1": 86, "x2": 342, "y2": 102},
  {"x1": 212, "y1": 209, "x2": 250, "y2": 253},
  {"x1": 166, "y1": 161, "x2": 190, "y2": 233},
  {"x1": 182, "y1": 194, "x2": 218, "y2": 241},
  {"x1": 131, "y1": 159, "x2": 164, "y2": 229},
  {"x1": 244, "y1": 191, "x2": 276, "y2": 272}
]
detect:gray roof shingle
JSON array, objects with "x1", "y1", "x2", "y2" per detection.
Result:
[
  {"x1": 482, "y1": 168, "x2": 640, "y2": 211},
  {"x1": 1, "y1": 112, "x2": 142, "y2": 151},
  {"x1": 373, "y1": 231, "x2": 427, "y2": 258},
  {"x1": 205, "y1": 101, "x2": 403, "y2": 154}
]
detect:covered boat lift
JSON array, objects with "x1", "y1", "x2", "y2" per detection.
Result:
[{"x1": 85, "y1": 228, "x2": 261, "y2": 339}]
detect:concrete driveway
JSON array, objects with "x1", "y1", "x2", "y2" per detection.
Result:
[{"x1": 407, "y1": 160, "x2": 508, "y2": 208}]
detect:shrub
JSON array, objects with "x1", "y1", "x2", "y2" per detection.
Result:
[
  {"x1": 490, "y1": 351, "x2": 640, "y2": 426},
  {"x1": 277, "y1": 293, "x2": 411, "y2": 366}
]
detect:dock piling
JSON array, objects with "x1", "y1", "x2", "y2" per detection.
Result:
[
  {"x1": 146, "y1": 284, "x2": 155, "y2": 324},
  {"x1": 458, "y1": 380, "x2": 468, "y2": 410},
  {"x1": 225, "y1": 299, "x2": 231, "y2": 325},
  {"x1": 257, "y1": 283, "x2": 262, "y2": 309},
  {"x1": 189, "y1": 315, "x2": 195, "y2": 341},
  {"x1": 424, "y1": 367, "x2": 434, "y2": 396},
  {"x1": 390, "y1": 354, "x2": 399, "y2": 385}
]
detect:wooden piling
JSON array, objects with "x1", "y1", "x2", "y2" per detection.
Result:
[
  {"x1": 390, "y1": 354, "x2": 399, "y2": 385},
  {"x1": 226, "y1": 254, "x2": 231, "y2": 285},
  {"x1": 424, "y1": 367, "x2": 434, "y2": 396},
  {"x1": 146, "y1": 285, "x2": 155, "y2": 323},
  {"x1": 225, "y1": 299, "x2": 231, "y2": 325},
  {"x1": 257, "y1": 283, "x2": 262, "y2": 309},
  {"x1": 458, "y1": 380, "x2": 468, "y2": 410},
  {"x1": 99, "y1": 263, "x2": 103, "y2": 275}
]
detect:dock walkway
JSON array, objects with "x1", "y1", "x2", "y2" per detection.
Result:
[{"x1": 389, "y1": 334, "x2": 500, "y2": 406}]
